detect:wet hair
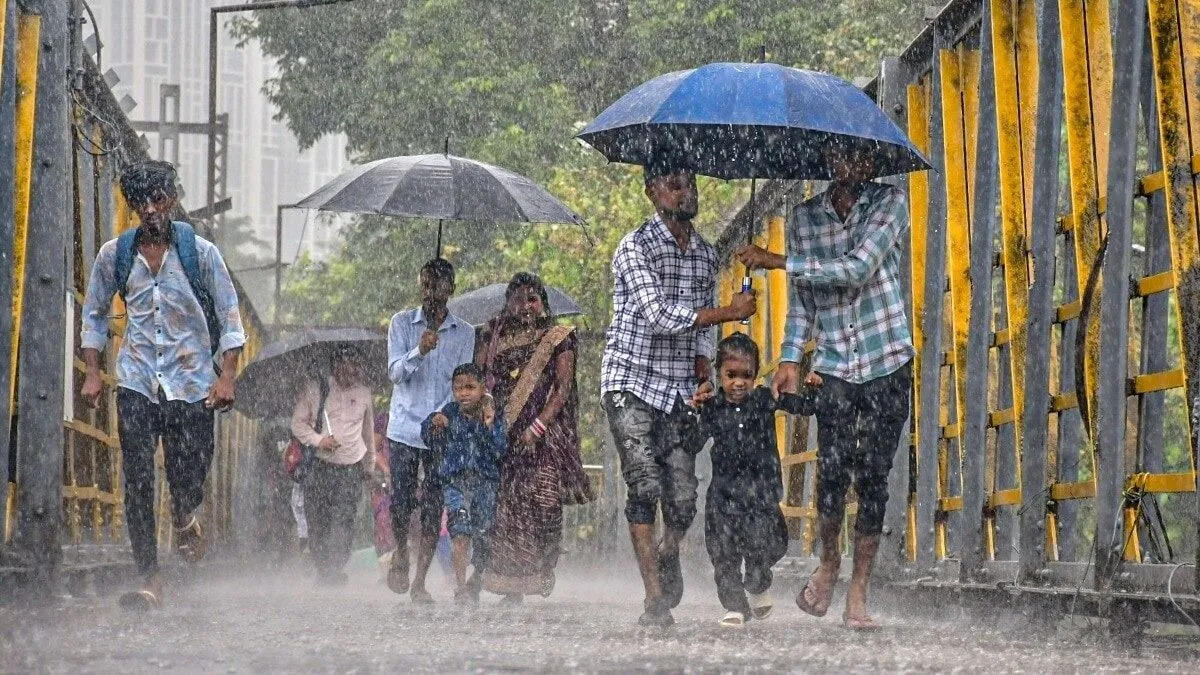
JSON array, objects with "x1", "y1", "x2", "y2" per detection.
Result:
[
  {"x1": 452, "y1": 362, "x2": 485, "y2": 384},
  {"x1": 643, "y1": 159, "x2": 684, "y2": 186},
  {"x1": 504, "y1": 271, "x2": 553, "y2": 327},
  {"x1": 119, "y1": 160, "x2": 178, "y2": 206},
  {"x1": 716, "y1": 333, "x2": 760, "y2": 373},
  {"x1": 421, "y1": 258, "x2": 455, "y2": 285}
]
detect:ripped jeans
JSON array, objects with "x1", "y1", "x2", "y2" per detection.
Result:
[{"x1": 602, "y1": 392, "x2": 701, "y2": 532}]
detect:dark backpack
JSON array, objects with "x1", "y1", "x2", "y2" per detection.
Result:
[{"x1": 114, "y1": 221, "x2": 223, "y2": 360}]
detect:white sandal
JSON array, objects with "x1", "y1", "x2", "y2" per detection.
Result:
[
  {"x1": 719, "y1": 611, "x2": 746, "y2": 628},
  {"x1": 748, "y1": 590, "x2": 774, "y2": 620}
]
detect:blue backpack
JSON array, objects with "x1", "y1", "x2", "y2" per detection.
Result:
[{"x1": 114, "y1": 221, "x2": 223, "y2": 360}]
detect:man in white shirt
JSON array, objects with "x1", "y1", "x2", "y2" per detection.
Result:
[{"x1": 385, "y1": 259, "x2": 475, "y2": 603}]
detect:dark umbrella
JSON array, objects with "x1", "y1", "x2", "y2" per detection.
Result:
[
  {"x1": 291, "y1": 146, "x2": 585, "y2": 258},
  {"x1": 234, "y1": 327, "x2": 388, "y2": 420},
  {"x1": 447, "y1": 283, "x2": 584, "y2": 327}
]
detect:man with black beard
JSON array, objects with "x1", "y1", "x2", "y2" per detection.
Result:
[{"x1": 601, "y1": 162, "x2": 756, "y2": 628}]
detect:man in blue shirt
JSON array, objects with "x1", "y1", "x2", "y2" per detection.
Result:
[
  {"x1": 386, "y1": 258, "x2": 475, "y2": 603},
  {"x1": 79, "y1": 161, "x2": 246, "y2": 610}
]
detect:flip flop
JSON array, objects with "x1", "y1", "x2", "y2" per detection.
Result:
[
  {"x1": 794, "y1": 577, "x2": 832, "y2": 618},
  {"x1": 843, "y1": 613, "x2": 882, "y2": 632},
  {"x1": 118, "y1": 588, "x2": 160, "y2": 612}
]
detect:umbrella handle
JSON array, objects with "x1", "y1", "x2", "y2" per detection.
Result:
[{"x1": 740, "y1": 276, "x2": 753, "y2": 326}]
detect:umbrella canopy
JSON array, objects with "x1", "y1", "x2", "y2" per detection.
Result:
[
  {"x1": 577, "y1": 62, "x2": 930, "y2": 180},
  {"x1": 292, "y1": 152, "x2": 583, "y2": 227},
  {"x1": 448, "y1": 283, "x2": 583, "y2": 327},
  {"x1": 234, "y1": 327, "x2": 388, "y2": 420}
]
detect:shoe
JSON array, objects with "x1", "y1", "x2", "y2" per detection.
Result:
[
  {"x1": 657, "y1": 551, "x2": 684, "y2": 609},
  {"x1": 637, "y1": 597, "x2": 675, "y2": 628},
  {"x1": 454, "y1": 588, "x2": 478, "y2": 606},
  {"x1": 173, "y1": 515, "x2": 206, "y2": 564},
  {"x1": 637, "y1": 607, "x2": 675, "y2": 628},
  {"x1": 748, "y1": 590, "x2": 774, "y2": 620},
  {"x1": 410, "y1": 587, "x2": 435, "y2": 605},
  {"x1": 719, "y1": 611, "x2": 746, "y2": 628},
  {"x1": 499, "y1": 594, "x2": 524, "y2": 607}
]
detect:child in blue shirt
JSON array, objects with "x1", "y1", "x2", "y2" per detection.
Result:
[{"x1": 422, "y1": 363, "x2": 507, "y2": 604}]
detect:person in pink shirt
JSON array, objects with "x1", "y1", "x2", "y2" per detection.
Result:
[{"x1": 291, "y1": 347, "x2": 377, "y2": 584}]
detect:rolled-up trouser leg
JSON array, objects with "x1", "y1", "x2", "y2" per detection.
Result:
[
  {"x1": 603, "y1": 392, "x2": 664, "y2": 525},
  {"x1": 851, "y1": 364, "x2": 912, "y2": 536}
]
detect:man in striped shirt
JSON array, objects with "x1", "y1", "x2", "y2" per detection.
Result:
[
  {"x1": 738, "y1": 146, "x2": 914, "y2": 631},
  {"x1": 603, "y1": 164, "x2": 756, "y2": 628}
]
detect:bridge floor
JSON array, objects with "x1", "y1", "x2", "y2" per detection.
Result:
[{"x1": 2, "y1": 561, "x2": 1197, "y2": 671}]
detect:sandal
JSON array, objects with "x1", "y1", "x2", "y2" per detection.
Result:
[
  {"x1": 118, "y1": 589, "x2": 160, "y2": 611},
  {"x1": 748, "y1": 590, "x2": 774, "y2": 620},
  {"x1": 795, "y1": 575, "x2": 833, "y2": 618},
  {"x1": 843, "y1": 613, "x2": 882, "y2": 631},
  {"x1": 174, "y1": 516, "x2": 206, "y2": 564},
  {"x1": 719, "y1": 611, "x2": 747, "y2": 629},
  {"x1": 118, "y1": 575, "x2": 163, "y2": 612}
]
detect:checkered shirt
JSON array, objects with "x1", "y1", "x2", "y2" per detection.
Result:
[
  {"x1": 602, "y1": 215, "x2": 717, "y2": 413},
  {"x1": 781, "y1": 182, "x2": 915, "y2": 384}
]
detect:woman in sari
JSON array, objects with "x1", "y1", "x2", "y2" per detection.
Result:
[{"x1": 478, "y1": 273, "x2": 594, "y2": 602}]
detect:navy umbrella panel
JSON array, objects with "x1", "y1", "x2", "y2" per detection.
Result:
[
  {"x1": 447, "y1": 283, "x2": 584, "y2": 327},
  {"x1": 292, "y1": 153, "x2": 585, "y2": 225},
  {"x1": 577, "y1": 62, "x2": 930, "y2": 180}
]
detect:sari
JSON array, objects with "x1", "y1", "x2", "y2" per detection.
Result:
[{"x1": 479, "y1": 318, "x2": 594, "y2": 596}]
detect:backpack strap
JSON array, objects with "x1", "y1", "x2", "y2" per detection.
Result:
[
  {"x1": 171, "y1": 222, "x2": 223, "y2": 359},
  {"x1": 114, "y1": 228, "x2": 139, "y2": 299}
]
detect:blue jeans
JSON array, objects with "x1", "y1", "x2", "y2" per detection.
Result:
[{"x1": 444, "y1": 473, "x2": 498, "y2": 567}]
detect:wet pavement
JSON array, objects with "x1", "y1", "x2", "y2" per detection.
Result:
[{"x1": 2, "y1": 559, "x2": 1198, "y2": 673}]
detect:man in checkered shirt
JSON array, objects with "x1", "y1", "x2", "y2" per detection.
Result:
[
  {"x1": 602, "y1": 163, "x2": 755, "y2": 628},
  {"x1": 739, "y1": 146, "x2": 915, "y2": 631}
]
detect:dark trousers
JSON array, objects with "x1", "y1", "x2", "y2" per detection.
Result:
[
  {"x1": 116, "y1": 388, "x2": 214, "y2": 576},
  {"x1": 302, "y1": 459, "x2": 362, "y2": 576},
  {"x1": 815, "y1": 363, "x2": 912, "y2": 536},
  {"x1": 602, "y1": 392, "x2": 700, "y2": 531},
  {"x1": 388, "y1": 440, "x2": 444, "y2": 547},
  {"x1": 705, "y1": 503, "x2": 788, "y2": 615}
]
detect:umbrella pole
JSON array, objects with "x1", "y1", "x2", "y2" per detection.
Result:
[
  {"x1": 741, "y1": 178, "x2": 757, "y2": 326},
  {"x1": 437, "y1": 134, "x2": 449, "y2": 259}
]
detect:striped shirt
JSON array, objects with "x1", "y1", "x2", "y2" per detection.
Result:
[
  {"x1": 781, "y1": 182, "x2": 914, "y2": 384},
  {"x1": 602, "y1": 215, "x2": 717, "y2": 413}
]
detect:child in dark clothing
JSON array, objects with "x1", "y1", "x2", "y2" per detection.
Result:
[
  {"x1": 422, "y1": 363, "x2": 508, "y2": 604},
  {"x1": 693, "y1": 333, "x2": 821, "y2": 628}
]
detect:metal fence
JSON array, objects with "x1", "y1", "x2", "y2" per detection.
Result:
[
  {"x1": 713, "y1": 0, "x2": 1199, "y2": 622},
  {"x1": 0, "y1": 0, "x2": 265, "y2": 582}
]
